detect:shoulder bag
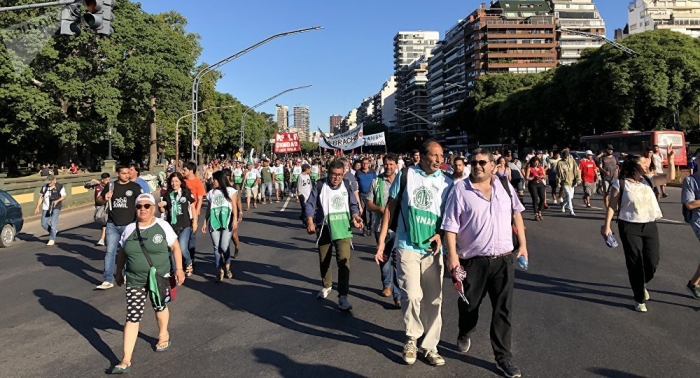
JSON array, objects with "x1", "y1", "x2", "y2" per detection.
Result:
[{"x1": 135, "y1": 225, "x2": 177, "y2": 307}]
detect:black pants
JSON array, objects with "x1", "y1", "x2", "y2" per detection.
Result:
[
  {"x1": 458, "y1": 254, "x2": 515, "y2": 364},
  {"x1": 528, "y1": 181, "x2": 545, "y2": 214},
  {"x1": 299, "y1": 195, "x2": 307, "y2": 225},
  {"x1": 618, "y1": 221, "x2": 660, "y2": 303}
]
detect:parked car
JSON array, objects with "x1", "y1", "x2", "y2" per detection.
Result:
[
  {"x1": 570, "y1": 151, "x2": 587, "y2": 164},
  {"x1": 0, "y1": 189, "x2": 23, "y2": 247}
]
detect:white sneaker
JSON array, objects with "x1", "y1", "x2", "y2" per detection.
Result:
[
  {"x1": 644, "y1": 288, "x2": 650, "y2": 301},
  {"x1": 96, "y1": 239, "x2": 105, "y2": 246},
  {"x1": 337, "y1": 295, "x2": 353, "y2": 311},
  {"x1": 570, "y1": 210, "x2": 576, "y2": 216},
  {"x1": 635, "y1": 302, "x2": 648, "y2": 313},
  {"x1": 561, "y1": 205, "x2": 566, "y2": 213},
  {"x1": 96, "y1": 281, "x2": 114, "y2": 290},
  {"x1": 46, "y1": 240, "x2": 55, "y2": 246},
  {"x1": 457, "y1": 337, "x2": 471, "y2": 353},
  {"x1": 317, "y1": 286, "x2": 332, "y2": 299}
]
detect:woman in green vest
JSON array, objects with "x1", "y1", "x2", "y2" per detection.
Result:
[{"x1": 202, "y1": 171, "x2": 238, "y2": 282}]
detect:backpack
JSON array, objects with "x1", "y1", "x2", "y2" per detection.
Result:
[{"x1": 682, "y1": 175, "x2": 700, "y2": 224}]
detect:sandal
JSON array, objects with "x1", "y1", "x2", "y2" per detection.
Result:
[
  {"x1": 215, "y1": 269, "x2": 223, "y2": 283},
  {"x1": 155, "y1": 339, "x2": 171, "y2": 352},
  {"x1": 111, "y1": 362, "x2": 131, "y2": 374},
  {"x1": 225, "y1": 269, "x2": 233, "y2": 279},
  {"x1": 233, "y1": 248, "x2": 240, "y2": 260},
  {"x1": 185, "y1": 264, "x2": 193, "y2": 277}
]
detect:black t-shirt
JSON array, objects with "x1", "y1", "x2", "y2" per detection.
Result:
[
  {"x1": 102, "y1": 181, "x2": 143, "y2": 226},
  {"x1": 163, "y1": 188, "x2": 194, "y2": 230}
]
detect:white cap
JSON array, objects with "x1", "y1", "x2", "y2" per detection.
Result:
[
  {"x1": 585, "y1": 150, "x2": 594, "y2": 155},
  {"x1": 136, "y1": 193, "x2": 156, "y2": 205}
]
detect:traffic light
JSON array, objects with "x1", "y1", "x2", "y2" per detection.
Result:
[
  {"x1": 82, "y1": 0, "x2": 114, "y2": 36},
  {"x1": 60, "y1": 4, "x2": 81, "y2": 36}
]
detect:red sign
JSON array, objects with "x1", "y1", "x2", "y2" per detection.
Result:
[{"x1": 274, "y1": 132, "x2": 301, "y2": 153}]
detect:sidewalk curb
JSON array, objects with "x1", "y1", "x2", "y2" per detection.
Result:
[{"x1": 23, "y1": 202, "x2": 96, "y2": 224}]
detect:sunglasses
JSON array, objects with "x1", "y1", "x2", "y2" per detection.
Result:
[
  {"x1": 470, "y1": 160, "x2": 490, "y2": 167},
  {"x1": 136, "y1": 204, "x2": 153, "y2": 210}
]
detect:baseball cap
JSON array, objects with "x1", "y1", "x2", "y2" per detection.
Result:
[
  {"x1": 166, "y1": 167, "x2": 174, "y2": 173},
  {"x1": 607, "y1": 144, "x2": 614, "y2": 150},
  {"x1": 585, "y1": 150, "x2": 594, "y2": 155},
  {"x1": 136, "y1": 193, "x2": 156, "y2": 205},
  {"x1": 46, "y1": 174, "x2": 55, "y2": 181}
]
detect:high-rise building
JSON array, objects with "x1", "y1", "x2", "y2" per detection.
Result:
[
  {"x1": 329, "y1": 114, "x2": 342, "y2": 133},
  {"x1": 275, "y1": 105, "x2": 288, "y2": 130},
  {"x1": 627, "y1": 0, "x2": 700, "y2": 37},
  {"x1": 340, "y1": 108, "x2": 358, "y2": 132},
  {"x1": 293, "y1": 106, "x2": 310, "y2": 141},
  {"x1": 549, "y1": 0, "x2": 606, "y2": 65},
  {"x1": 393, "y1": 31, "x2": 439, "y2": 135},
  {"x1": 356, "y1": 96, "x2": 376, "y2": 126},
  {"x1": 380, "y1": 76, "x2": 397, "y2": 128},
  {"x1": 395, "y1": 56, "x2": 432, "y2": 134}
]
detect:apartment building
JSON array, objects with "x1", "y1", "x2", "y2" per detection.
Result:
[
  {"x1": 550, "y1": 0, "x2": 606, "y2": 65},
  {"x1": 628, "y1": 0, "x2": 700, "y2": 37},
  {"x1": 293, "y1": 106, "x2": 310, "y2": 142},
  {"x1": 276, "y1": 105, "x2": 288, "y2": 130},
  {"x1": 329, "y1": 114, "x2": 342, "y2": 133},
  {"x1": 379, "y1": 76, "x2": 397, "y2": 128}
]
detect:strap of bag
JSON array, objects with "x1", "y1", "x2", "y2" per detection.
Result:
[
  {"x1": 135, "y1": 224, "x2": 155, "y2": 268},
  {"x1": 395, "y1": 167, "x2": 409, "y2": 231},
  {"x1": 498, "y1": 176, "x2": 515, "y2": 218}
]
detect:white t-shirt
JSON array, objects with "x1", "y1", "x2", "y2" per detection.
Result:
[
  {"x1": 41, "y1": 185, "x2": 66, "y2": 211},
  {"x1": 612, "y1": 178, "x2": 662, "y2": 223},
  {"x1": 298, "y1": 173, "x2": 313, "y2": 198},
  {"x1": 652, "y1": 153, "x2": 663, "y2": 174},
  {"x1": 397, "y1": 159, "x2": 405, "y2": 170},
  {"x1": 119, "y1": 218, "x2": 178, "y2": 249}
]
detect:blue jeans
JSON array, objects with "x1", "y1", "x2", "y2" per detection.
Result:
[
  {"x1": 171, "y1": 227, "x2": 192, "y2": 269},
  {"x1": 104, "y1": 222, "x2": 127, "y2": 283},
  {"x1": 377, "y1": 232, "x2": 399, "y2": 300},
  {"x1": 40, "y1": 209, "x2": 61, "y2": 240},
  {"x1": 360, "y1": 195, "x2": 374, "y2": 232},
  {"x1": 210, "y1": 228, "x2": 232, "y2": 270},
  {"x1": 188, "y1": 227, "x2": 197, "y2": 261}
]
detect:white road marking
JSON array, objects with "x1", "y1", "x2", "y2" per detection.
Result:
[
  {"x1": 280, "y1": 196, "x2": 291, "y2": 212},
  {"x1": 659, "y1": 218, "x2": 683, "y2": 224}
]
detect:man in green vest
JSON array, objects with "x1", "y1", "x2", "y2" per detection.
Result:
[
  {"x1": 375, "y1": 140, "x2": 453, "y2": 367},
  {"x1": 305, "y1": 160, "x2": 363, "y2": 311}
]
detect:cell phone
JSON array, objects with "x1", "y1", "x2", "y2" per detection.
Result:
[{"x1": 430, "y1": 240, "x2": 438, "y2": 252}]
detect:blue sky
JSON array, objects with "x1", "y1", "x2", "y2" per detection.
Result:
[{"x1": 140, "y1": 0, "x2": 628, "y2": 132}]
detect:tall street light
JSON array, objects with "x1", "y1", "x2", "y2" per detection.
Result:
[
  {"x1": 191, "y1": 26, "x2": 322, "y2": 162},
  {"x1": 174, "y1": 104, "x2": 238, "y2": 170},
  {"x1": 240, "y1": 85, "x2": 312, "y2": 151}
]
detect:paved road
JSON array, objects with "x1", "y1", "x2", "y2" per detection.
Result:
[{"x1": 0, "y1": 187, "x2": 698, "y2": 377}]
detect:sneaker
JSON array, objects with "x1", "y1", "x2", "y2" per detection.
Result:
[
  {"x1": 317, "y1": 286, "x2": 332, "y2": 299},
  {"x1": 367, "y1": 229, "x2": 372, "y2": 236},
  {"x1": 644, "y1": 288, "x2": 650, "y2": 301},
  {"x1": 497, "y1": 361, "x2": 522, "y2": 378},
  {"x1": 46, "y1": 240, "x2": 55, "y2": 246},
  {"x1": 381, "y1": 287, "x2": 392, "y2": 297},
  {"x1": 561, "y1": 205, "x2": 566, "y2": 213},
  {"x1": 635, "y1": 302, "x2": 648, "y2": 313},
  {"x1": 393, "y1": 298, "x2": 402, "y2": 309},
  {"x1": 424, "y1": 350, "x2": 445, "y2": 366},
  {"x1": 457, "y1": 336, "x2": 471, "y2": 353},
  {"x1": 586, "y1": 203, "x2": 591, "y2": 208},
  {"x1": 233, "y1": 248, "x2": 240, "y2": 259},
  {"x1": 96, "y1": 239, "x2": 105, "y2": 246},
  {"x1": 570, "y1": 210, "x2": 576, "y2": 216},
  {"x1": 662, "y1": 193, "x2": 669, "y2": 198},
  {"x1": 96, "y1": 281, "x2": 114, "y2": 290},
  {"x1": 403, "y1": 339, "x2": 417, "y2": 365},
  {"x1": 337, "y1": 295, "x2": 353, "y2": 311},
  {"x1": 686, "y1": 281, "x2": 700, "y2": 299}
]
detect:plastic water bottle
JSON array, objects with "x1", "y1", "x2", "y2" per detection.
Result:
[{"x1": 517, "y1": 256, "x2": 529, "y2": 270}]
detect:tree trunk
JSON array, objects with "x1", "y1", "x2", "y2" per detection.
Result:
[{"x1": 149, "y1": 96, "x2": 157, "y2": 172}]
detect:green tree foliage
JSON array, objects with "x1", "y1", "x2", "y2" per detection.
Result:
[
  {"x1": 0, "y1": 0, "x2": 273, "y2": 171},
  {"x1": 444, "y1": 30, "x2": 700, "y2": 149}
]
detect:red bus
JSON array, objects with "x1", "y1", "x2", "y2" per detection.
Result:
[{"x1": 580, "y1": 130, "x2": 687, "y2": 167}]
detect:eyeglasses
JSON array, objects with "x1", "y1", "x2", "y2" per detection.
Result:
[
  {"x1": 329, "y1": 173, "x2": 343, "y2": 178},
  {"x1": 470, "y1": 160, "x2": 489, "y2": 167},
  {"x1": 136, "y1": 204, "x2": 153, "y2": 210}
]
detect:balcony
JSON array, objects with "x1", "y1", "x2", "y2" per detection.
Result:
[
  {"x1": 488, "y1": 51, "x2": 557, "y2": 59},
  {"x1": 488, "y1": 61, "x2": 556, "y2": 68},
  {"x1": 488, "y1": 32, "x2": 556, "y2": 39}
]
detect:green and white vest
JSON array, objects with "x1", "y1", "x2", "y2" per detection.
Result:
[
  {"x1": 292, "y1": 166, "x2": 302, "y2": 182},
  {"x1": 233, "y1": 168, "x2": 243, "y2": 184},
  {"x1": 245, "y1": 171, "x2": 258, "y2": 188},
  {"x1": 310, "y1": 165, "x2": 320, "y2": 180},
  {"x1": 405, "y1": 168, "x2": 451, "y2": 250},
  {"x1": 207, "y1": 187, "x2": 237, "y2": 230},
  {"x1": 319, "y1": 182, "x2": 352, "y2": 240},
  {"x1": 274, "y1": 165, "x2": 284, "y2": 182}
]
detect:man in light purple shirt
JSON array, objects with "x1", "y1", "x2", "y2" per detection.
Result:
[{"x1": 442, "y1": 148, "x2": 528, "y2": 378}]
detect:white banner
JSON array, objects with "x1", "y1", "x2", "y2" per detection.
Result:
[
  {"x1": 363, "y1": 132, "x2": 385, "y2": 146},
  {"x1": 319, "y1": 126, "x2": 364, "y2": 150}
]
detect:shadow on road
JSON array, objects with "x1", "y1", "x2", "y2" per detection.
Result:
[
  {"x1": 253, "y1": 348, "x2": 368, "y2": 378},
  {"x1": 587, "y1": 367, "x2": 647, "y2": 377},
  {"x1": 35, "y1": 253, "x2": 102, "y2": 285},
  {"x1": 33, "y1": 289, "x2": 136, "y2": 365}
]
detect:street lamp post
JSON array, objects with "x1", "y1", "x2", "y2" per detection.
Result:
[
  {"x1": 107, "y1": 126, "x2": 113, "y2": 160},
  {"x1": 175, "y1": 104, "x2": 238, "y2": 170},
  {"x1": 191, "y1": 27, "x2": 322, "y2": 162},
  {"x1": 240, "y1": 85, "x2": 312, "y2": 151}
]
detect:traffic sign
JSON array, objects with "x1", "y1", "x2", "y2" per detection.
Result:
[
  {"x1": 193, "y1": 139, "x2": 200, "y2": 147},
  {"x1": 236, "y1": 152, "x2": 241, "y2": 158}
]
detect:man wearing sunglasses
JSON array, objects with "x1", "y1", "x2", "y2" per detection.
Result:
[
  {"x1": 375, "y1": 140, "x2": 453, "y2": 367},
  {"x1": 442, "y1": 148, "x2": 528, "y2": 378},
  {"x1": 96, "y1": 165, "x2": 144, "y2": 290}
]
